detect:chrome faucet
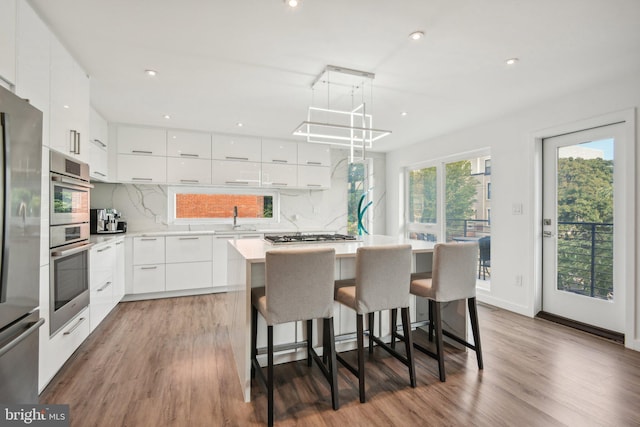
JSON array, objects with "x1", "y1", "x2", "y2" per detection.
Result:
[{"x1": 233, "y1": 206, "x2": 239, "y2": 229}]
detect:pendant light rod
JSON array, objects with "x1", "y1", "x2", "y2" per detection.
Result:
[{"x1": 311, "y1": 65, "x2": 376, "y2": 89}]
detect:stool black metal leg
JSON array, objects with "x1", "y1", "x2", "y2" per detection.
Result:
[
  {"x1": 433, "y1": 301, "x2": 446, "y2": 382},
  {"x1": 390, "y1": 308, "x2": 398, "y2": 349},
  {"x1": 401, "y1": 307, "x2": 416, "y2": 387},
  {"x1": 326, "y1": 318, "x2": 339, "y2": 410},
  {"x1": 468, "y1": 297, "x2": 483, "y2": 370},
  {"x1": 428, "y1": 300, "x2": 434, "y2": 342},
  {"x1": 267, "y1": 325, "x2": 274, "y2": 427},
  {"x1": 368, "y1": 312, "x2": 375, "y2": 354},
  {"x1": 356, "y1": 314, "x2": 366, "y2": 403},
  {"x1": 251, "y1": 306, "x2": 257, "y2": 379},
  {"x1": 307, "y1": 319, "x2": 313, "y2": 367}
]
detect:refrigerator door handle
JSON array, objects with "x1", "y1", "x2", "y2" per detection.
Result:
[{"x1": 0, "y1": 318, "x2": 44, "y2": 358}]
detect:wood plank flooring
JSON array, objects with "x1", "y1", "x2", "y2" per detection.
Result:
[{"x1": 40, "y1": 294, "x2": 640, "y2": 426}]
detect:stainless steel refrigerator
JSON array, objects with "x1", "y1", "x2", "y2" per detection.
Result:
[{"x1": 0, "y1": 85, "x2": 44, "y2": 403}]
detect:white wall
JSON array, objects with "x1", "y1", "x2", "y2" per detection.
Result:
[
  {"x1": 386, "y1": 72, "x2": 639, "y2": 350},
  {"x1": 92, "y1": 149, "x2": 386, "y2": 235}
]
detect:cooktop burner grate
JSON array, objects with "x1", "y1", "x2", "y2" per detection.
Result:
[{"x1": 264, "y1": 233, "x2": 359, "y2": 245}]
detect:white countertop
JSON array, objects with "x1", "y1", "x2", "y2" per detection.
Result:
[
  {"x1": 229, "y1": 235, "x2": 436, "y2": 263},
  {"x1": 90, "y1": 234, "x2": 126, "y2": 246},
  {"x1": 124, "y1": 228, "x2": 333, "y2": 238}
]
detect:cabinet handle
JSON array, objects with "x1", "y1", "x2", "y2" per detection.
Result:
[
  {"x1": 69, "y1": 130, "x2": 76, "y2": 154},
  {"x1": 225, "y1": 156, "x2": 249, "y2": 161},
  {"x1": 273, "y1": 182, "x2": 288, "y2": 186},
  {"x1": 140, "y1": 238, "x2": 157, "y2": 241},
  {"x1": 76, "y1": 132, "x2": 81, "y2": 155},
  {"x1": 180, "y1": 179, "x2": 199, "y2": 183},
  {"x1": 97, "y1": 281, "x2": 112, "y2": 292},
  {"x1": 63, "y1": 317, "x2": 86, "y2": 335},
  {"x1": 97, "y1": 246, "x2": 112, "y2": 253},
  {"x1": 93, "y1": 138, "x2": 107, "y2": 148},
  {"x1": 306, "y1": 161, "x2": 322, "y2": 165},
  {"x1": 225, "y1": 180, "x2": 249, "y2": 185},
  {"x1": 140, "y1": 266, "x2": 158, "y2": 270},
  {"x1": 94, "y1": 171, "x2": 107, "y2": 177},
  {"x1": 240, "y1": 235, "x2": 261, "y2": 239},
  {"x1": 272, "y1": 159, "x2": 288, "y2": 163},
  {"x1": 132, "y1": 150, "x2": 153, "y2": 154},
  {"x1": 116, "y1": 241, "x2": 123, "y2": 245},
  {"x1": 307, "y1": 184, "x2": 322, "y2": 187},
  {"x1": 132, "y1": 177, "x2": 153, "y2": 181},
  {"x1": 180, "y1": 153, "x2": 199, "y2": 158},
  {"x1": 178, "y1": 237, "x2": 199, "y2": 240}
]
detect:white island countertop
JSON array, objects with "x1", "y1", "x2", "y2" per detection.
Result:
[{"x1": 229, "y1": 234, "x2": 435, "y2": 263}]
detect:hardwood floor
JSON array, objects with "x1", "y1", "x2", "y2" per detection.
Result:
[{"x1": 40, "y1": 295, "x2": 640, "y2": 426}]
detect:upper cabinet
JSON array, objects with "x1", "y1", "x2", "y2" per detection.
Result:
[
  {"x1": 117, "y1": 126, "x2": 167, "y2": 156},
  {"x1": 167, "y1": 130, "x2": 211, "y2": 159},
  {"x1": 297, "y1": 143, "x2": 331, "y2": 167},
  {"x1": 212, "y1": 134, "x2": 261, "y2": 162},
  {"x1": 262, "y1": 139, "x2": 297, "y2": 164},
  {"x1": 0, "y1": 0, "x2": 17, "y2": 86},
  {"x1": 15, "y1": 0, "x2": 50, "y2": 146},
  {"x1": 89, "y1": 107, "x2": 109, "y2": 180},
  {"x1": 49, "y1": 36, "x2": 90, "y2": 162}
]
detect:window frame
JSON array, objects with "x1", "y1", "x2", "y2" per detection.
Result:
[{"x1": 167, "y1": 186, "x2": 281, "y2": 225}]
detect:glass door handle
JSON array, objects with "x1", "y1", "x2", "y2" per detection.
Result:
[{"x1": 543, "y1": 231, "x2": 554, "y2": 238}]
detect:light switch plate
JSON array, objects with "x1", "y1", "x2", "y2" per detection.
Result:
[{"x1": 512, "y1": 203, "x2": 523, "y2": 215}]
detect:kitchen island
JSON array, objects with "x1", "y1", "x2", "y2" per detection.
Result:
[{"x1": 227, "y1": 235, "x2": 466, "y2": 402}]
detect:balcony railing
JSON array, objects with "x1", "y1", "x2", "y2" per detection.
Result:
[{"x1": 557, "y1": 221, "x2": 613, "y2": 300}]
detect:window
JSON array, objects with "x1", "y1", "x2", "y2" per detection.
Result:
[
  {"x1": 487, "y1": 182, "x2": 491, "y2": 200},
  {"x1": 484, "y1": 159, "x2": 491, "y2": 175},
  {"x1": 407, "y1": 165, "x2": 438, "y2": 241},
  {"x1": 348, "y1": 159, "x2": 373, "y2": 235},
  {"x1": 168, "y1": 187, "x2": 278, "y2": 224}
]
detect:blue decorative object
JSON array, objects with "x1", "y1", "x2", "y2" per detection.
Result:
[{"x1": 357, "y1": 189, "x2": 373, "y2": 235}]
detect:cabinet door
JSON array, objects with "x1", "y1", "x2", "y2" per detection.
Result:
[
  {"x1": 49, "y1": 37, "x2": 76, "y2": 156},
  {"x1": 166, "y1": 235, "x2": 212, "y2": 263},
  {"x1": 114, "y1": 239, "x2": 125, "y2": 302},
  {"x1": 262, "y1": 139, "x2": 297, "y2": 164},
  {"x1": 133, "y1": 237, "x2": 165, "y2": 265},
  {"x1": 117, "y1": 126, "x2": 167, "y2": 156},
  {"x1": 132, "y1": 265, "x2": 165, "y2": 294},
  {"x1": 297, "y1": 143, "x2": 331, "y2": 166},
  {"x1": 261, "y1": 163, "x2": 297, "y2": 188},
  {"x1": 0, "y1": 0, "x2": 17, "y2": 85},
  {"x1": 166, "y1": 261, "x2": 212, "y2": 291},
  {"x1": 298, "y1": 165, "x2": 330, "y2": 189},
  {"x1": 167, "y1": 130, "x2": 211, "y2": 159},
  {"x1": 15, "y1": 0, "x2": 50, "y2": 146},
  {"x1": 212, "y1": 134, "x2": 261, "y2": 162},
  {"x1": 117, "y1": 154, "x2": 167, "y2": 183},
  {"x1": 212, "y1": 160, "x2": 261, "y2": 186},
  {"x1": 89, "y1": 107, "x2": 109, "y2": 179},
  {"x1": 212, "y1": 236, "x2": 232, "y2": 288},
  {"x1": 167, "y1": 157, "x2": 211, "y2": 185}
]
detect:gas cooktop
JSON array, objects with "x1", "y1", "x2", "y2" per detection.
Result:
[{"x1": 264, "y1": 233, "x2": 359, "y2": 245}]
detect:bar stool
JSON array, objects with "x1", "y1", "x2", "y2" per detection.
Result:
[
  {"x1": 334, "y1": 244, "x2": 416, "y2": 403},
  {"x1": 396, "y1": 242, "x2": 483, "y2": 382},
  {"x1": 251, "y1": 248, "x2": 338, "y2": 427}
]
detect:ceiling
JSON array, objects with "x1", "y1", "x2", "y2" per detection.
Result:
[{"x1": 29, "y1": 0, "x2": 640, "y2": 152}]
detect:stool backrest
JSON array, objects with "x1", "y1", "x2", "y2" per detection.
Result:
[
  {"x1": 355, "y1": 244, "x2": 412, "y2": 313},
  {"x1": 265, "y1": 247, "x2": 336, "y2": 324},
  {"x1": 432, "y1": 242, "x2": 478, "y2": 302}
]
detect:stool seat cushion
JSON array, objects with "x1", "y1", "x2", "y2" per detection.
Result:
[
  {"x1": 335, "y1": 285, "x2": 357, "y2": 310},
  {"x1": 410, "y1": 278, "x2": 435, "y2": 299},
  {"x1": 251, "y1": 286, "x2": 268, "y2": 320}
]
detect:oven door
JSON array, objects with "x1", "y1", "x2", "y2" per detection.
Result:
[
  {"x1": 50, "y1": 173, "x2": 91, "y2": 226},
  {"x1": 49, "y1": 241, "x2": 92, "y2": 336}
]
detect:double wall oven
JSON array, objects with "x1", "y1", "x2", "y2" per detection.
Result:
[{"x1": 49, "y1": 151, "x2": 92, "y2": 336}]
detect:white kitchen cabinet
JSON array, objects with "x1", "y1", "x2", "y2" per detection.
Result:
[
  {"x1": 166, "y1": 261, "x2": 212, "y2": 291},
  {"x1": 117, "y1": 125, "x2": 167, "y2": 156},
  {"x1": 297, "y1": 143, "x2": 331, "y2": 167},
  {"x1": 114, "y1": 239, "x2": 125, "y2": 302},
  {"x1": 262, "y1": 139, "x2": 297, "y2": 164},
  {"x1": 117, "y1": 154, "x2": 167, "y2": 183},
  {"x1": 89, "y1": 242, "x2": 115, "y2": 332},
  {"x1": 213, "y1": 233, "x2": 263, "y2": 289},
  {"x1": 298, "y1": 165, "x2": 331, "y2": 189},
  {"x1": 212, "y1": 159, "x2": 261, "y2": 186},
  {"x1": 167, "y1": 157, "x2": 211, "y2": 185},
  {"x1": 166, "y1": 235, "x2": 212, "y2": 263},
  {"x1": 212, "y1": 134, "x2": 261, "y2": 162},
  {"x1": 89, "y1": 107, "x2": 109, "y2": 180},
  {"x1": 15, "y1": 0, "x2": 50, "y2": 147},
  {"x1": 132, "y1": 264, "x2": 166, "y2": 294},
  {"x1": 49, "y1": 36, "x2": 89, "y2": 162},
  {"x1": 133, "y1": 236, "x2": 165, "y2": 265},
  {"x1": 0, "y1": 0, "x2": 17, "y2": 86},
  {"x1": 261, "y1": 163, "x2": 297, "y2": 188},
  {"x1": 167, "y1": 130, "x2": 211, "y2": 159}
]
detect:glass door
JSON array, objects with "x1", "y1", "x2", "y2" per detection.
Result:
[{"x1": 542, "y1": 123, "x2": 624, "y2": 332}]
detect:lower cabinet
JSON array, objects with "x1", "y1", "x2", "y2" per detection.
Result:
[
  {"x1": 133, "y1": 264, "x2": 166, "y2": 294},
  {"x1": 166, "y1": 261, "x2": 212, "y2": 291},
  {"x1": 89, "y1": 238, "x2": 125, "y2": 332}
]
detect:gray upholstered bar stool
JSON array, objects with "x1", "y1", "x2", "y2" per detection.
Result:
[
  {"x1": 334, "y1": 244, "x2": 416, "y2": 403},
  {"x1": 398, "y1": 242, "x2": 483, "y2": 382},
  {"x1": 251, "y1": 247, "x2": 339, "y2": 427}
]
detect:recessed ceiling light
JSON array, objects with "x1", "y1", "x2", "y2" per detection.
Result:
[
  {"x1": 505, "y1": 58, "x2": 519, "y2": 65},
  {"x1": 409, "y1": 31, "x2": 424, "y2": 41},
  {"x1": 63, "y1": 105, "x2": 70, "y2": 109},
  {"x1": 236, "y1": 122, "x2": 244, "y2": 127},
  {"x1": 401, "y1": 111, "x2": 408, "y2": 116},
  {"x1": 284, "y1": 0, "x2": 300, "y2": 7},
  {"x1": 145, "y1": 69, "x2": 158, "y2": 77},
  {"x1": 164, "y1": 114, "x2": 171, "y2": 119}
]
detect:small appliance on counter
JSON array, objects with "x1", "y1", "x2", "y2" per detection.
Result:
[{"x1": 90, "y1": 208, "x2": 127, "y2": 234}]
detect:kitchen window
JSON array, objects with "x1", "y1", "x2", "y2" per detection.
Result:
[{"x1": 168, "y1": 187, "x2": 279, "y2": 225}]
